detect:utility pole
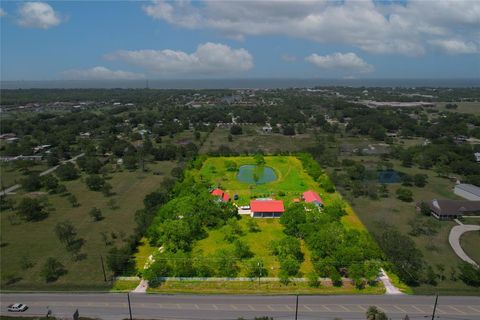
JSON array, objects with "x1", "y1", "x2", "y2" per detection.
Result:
[
  {"x1": 294, "y1": 294, "x2": 299, "y2": 320},
  {"x1": 431, "y1": 294, "x2": 438, "y2": 320},
  {"x1": 100, "y1": 255, "x2": 107, "y2": 282},
  {"x1": 127, "y1": 293, "x2": 133, "y2": 320}
]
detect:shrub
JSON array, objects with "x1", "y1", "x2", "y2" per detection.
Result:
[
  {"x1": 41, "y1": 257, "x2": 66, "y2": 282},
  {"x1": 396, "y1": 187, "x2": 413, "y2": 202}
]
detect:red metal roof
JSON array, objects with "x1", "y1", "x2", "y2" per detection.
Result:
[
  {"x1": 303, "y1": 190, "x2": 323, "y2": 204},
  {"x1": 250, "y1": 199, "x2": 285, "y2": 213},
  {"x1": 211, "y1": 188, "x2": 230, "y2": 202}
]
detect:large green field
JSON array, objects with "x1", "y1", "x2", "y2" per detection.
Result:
[
  {"x1": 0, "y1": 161, "x2": 176, "y2": 290},
  {"x1": 197, "y1": 155, "x2": 364, "y2": 229},
  {"x1": 193, "y1": 216, "x2": 314, "y2": 277},
  {"x1": 335, "y1": 156, "x2": 480, "y2": 295},
  {"x1": 199, "y1": 126, "x2": 318, "y2": 154}
]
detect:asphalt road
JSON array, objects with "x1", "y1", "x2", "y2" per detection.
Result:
[
  {"x1": 0, "y1": 153, "x2": 85, "y2": 196},
  {"x1": 1, "y1": 293, "x2": 480, "y2": 320}
]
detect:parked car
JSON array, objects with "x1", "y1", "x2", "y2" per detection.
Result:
[{"x1": 7, "y1": 303, "x2": 28, "y2": 312}]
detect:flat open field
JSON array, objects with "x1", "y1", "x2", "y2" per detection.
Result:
[
  {"x1": 193, "y1": 216, "x2": 314, "y2": 277},
  {"x1": 437, "y1": 102, "x2": 480, "y2": 115},
  {"x1": 199, "y1": 126, "x2": 317, "y2": 154},
  {"x1": 460, "y1": 230, "x2": 480, "y2": 266},
  {"x1": 0, "y1": 161, "x2": 176, "y2": 291},
  {"x1": 0, "y1": 162, "x2": 49, "y2": 189},
  {"x1": 337, "y1": 156, "x2": 480, "y2": 295}
]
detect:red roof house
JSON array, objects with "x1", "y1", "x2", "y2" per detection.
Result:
[
  {"x1": 211, "y1": 188, "x2": 230, "y2": 202},
  {"x1": 250, "y1": 199, "x2": 284, "y2": 218},
  {"x1": 303, "y1": 190, "x2": 323, "y2": 206}
]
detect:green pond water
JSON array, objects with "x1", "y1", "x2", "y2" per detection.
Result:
[{"x1": 236, "y1": 165, "x2": 277, "y2": 184}]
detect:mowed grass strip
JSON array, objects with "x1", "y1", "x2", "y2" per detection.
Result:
[
  {"x1": 197, "y1": 156, "x2": 366, "y2": 230},
  {"x1": 193, "y1": 216, "x2": 315, "y2": 277},
  {"x1": 147, "y1": 280, "x2": 385, "y2": 295},
  {"x1": 0, "y1": 161, "x2": 176, "y2": 290}
]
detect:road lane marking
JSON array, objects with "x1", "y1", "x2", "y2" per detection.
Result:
[
  {"x1": 448, "y1": 305, "x2": 466, "y2": 314},
  {"x1": 303, "y1": 305, "x2": 313, "y2": 311},
  {"x1": 230, "y1": 304, "x2": 238, "y2": 310},
  {"x1": 267, "y1": 305, "x2": 274, "y2": 311},
  {"x1": 337, "y1": 304, "x2": 350, "y2": 311},
  {"x1": 194, "y1": 304, "x2": 199, "y2": 310},
  {"x1": 323, "y1": 305, "x2": 332, "y2": 311},
  {"x1": 469, "y1": 306, "x2": 480, "y2": 313},
  {"x1": 285, "y1": 305, "x2": 293, "y2": 311},
  {"x1": 248, "y1": 305, "x2": 255, "y2": 311},
  {"x1": 212, "y1": 304, "x2": 218, "y2": 310},
  {"x1": 393, "y1": 305, "x2": 407, "y2": 313},
  {"x1": 356, "y1": 305, "x2": 367, "y2": 311},
  {"x1": 412, "y1": 305, "x2": 426, "y2": 313}
]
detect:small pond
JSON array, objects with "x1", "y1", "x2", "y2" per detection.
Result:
[
  {"x1": 378, "y1": 170, "x2": 401, "y2": 184},
  {"x1": 237, "y1": 165, "x2": 277, "y2": 184}
]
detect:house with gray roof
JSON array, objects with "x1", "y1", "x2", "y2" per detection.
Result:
[{"x1": 454, "y1": 184, "x2": 480, "y2": 201}]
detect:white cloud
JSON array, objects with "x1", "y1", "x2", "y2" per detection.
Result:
[
  {"x1": 61, "y1": 66, "x2": 145, "y2": 80},
  {"x1": 17, "y1": 2, "x2": 62, "y2": 29},
  {"x1": 0, "y1": 8, "x2": 6, "y2": 17},
  {"x1": 105, "y1": 42, "x2": 253, "y2": 75},
  {"x1": 305, "y1": 52, "x2": 374, "y2": 73},
  {"x1": 142, "y1": 0, "x2": 480, "y2": 56},
  {"x1": 429, "y1": 39, "x2": 479, "y2": 54}
]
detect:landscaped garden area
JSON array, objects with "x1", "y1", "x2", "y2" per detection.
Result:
[{"x1": 137, "y1": 154, "x2": 390, "y2": 293}]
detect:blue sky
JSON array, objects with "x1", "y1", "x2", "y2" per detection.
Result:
[{"x1": 1, "y1": 1, "x2": 479, "y2": 80}]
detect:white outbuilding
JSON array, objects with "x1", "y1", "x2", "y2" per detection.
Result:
[{"x1": 454, "y1": 184, "x2": 480, "y2": 201}]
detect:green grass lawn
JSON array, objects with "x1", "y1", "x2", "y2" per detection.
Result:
[
  {"x1": 199, "y1": 126, "x2": 317, "y2": 154},
  {"x1": 197, "y1": 155, "x2": 365, "y2": 229},
  {"x1": 0, "y1": 161, "x2": 176, "y2": 291},
  {"x1": 1, "y1": 162, "x2": 49, "y2": 189},
  {"x1": 147, "y1": 279, "x2": 385, "y2": 295},
  {"x1": 193, "y1": 216, "x2": 314, "y2": 277},
  {"x1": 437, "y1": 102, "x2": 480, "y2": 115},
  {"x1": 336, "y1": 156, "x2": 480, "y2": 295},
  {"x1": 460, "y1": 230, "x2": 480, "y2": 266}
]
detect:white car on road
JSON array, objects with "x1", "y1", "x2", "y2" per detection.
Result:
[{"x1": 7, "y1": 303, "x2": 28, "y2": 312}]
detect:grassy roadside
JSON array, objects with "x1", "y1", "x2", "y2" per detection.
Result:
[{"x1": 146, "y1": 280, "x2": 385, "y2": 295}]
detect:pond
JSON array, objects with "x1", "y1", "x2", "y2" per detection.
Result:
[
  {"x1": 237, "y1": 165, "x2": 277, "y2": 184},
  {"x1": 378, "y1": 170, "x2": 401, "y2": 184}
]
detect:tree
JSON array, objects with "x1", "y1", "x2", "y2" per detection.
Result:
[
  {"x1": 246, "y1": 258, "x2": 268, "y2": 279},
  {"x1": 230, "y1": 125, "x2": 243, "y2": 135},
  {"x1": 215, "y1": 249, "x2": 239, "y2": 277},
  {"x1": 307, "y1": 272, "x2": 320, "y2": 287},
  {"x1": 413, "y1": 174, "x2": 428, "y2": 187},
  {"x1": 67, "y1": 194, "x2": 79, "y2": 207},
  {"x1": 396, "y1": 187, "x2": 413, "y2": 202},
  {"x1": 85, "y1": 174, "x2": 106, "y2": 191},
  {"x1": 55, "y1": 162, "x2": 79, "y2": 181},
  {"x1": 233, "y1": 239, "x2": 253, "y2": 259},
  {"x1": 123, "y1": 155, "x2": 138, "y2": 170},
  {"x1": 77, "y1": 156, "x2": 103, "y2": 174},
  {"x1": 107, "y1": 246, "x2": 133, "y2": 275},
  {"x1": 280, "y1": 203, "x2": 307, "y2": 238},
  {"x1": 246, "y1": 218, "x2": 260, "y2": 232},
  {"x1": 366, "y1": 306, "x2": 388, "y2": 320},
  {"x1": 21, "y1": 174, "x2": 42, "y2": 192},
  {"x1": 282, "y1": 125, "x2": 295, "y2": 136},
  {"x1": 41, "y1": 257, "x2": 66, "y2": 282},
  {"x1": 54, "y1": 220, "x2": 77, "y2": 245},
  {"x1": 458, "y1": 262, "x2": 480, "y2": 287},
  {"x1": 101, "y1": 183, "x2": 113, "y2": 197},
  {"x1": 41, "y1": 174, "x2": 59, "y2": 192},
  {"x1": 419, "y1": 202, "x2": 431, "y2": 216},
  {"x1": 89, "y1": 207, "x2": 103, "y2": 221},
  {"x1": 16, "y1": 197, "x2": 48, "y2": 221},
  {"x1": 279, "y1": 255, "x2": 301, "y2": 276},
  {"x1": 254, "y1": 153, "x2": 265, "y2": 166}
]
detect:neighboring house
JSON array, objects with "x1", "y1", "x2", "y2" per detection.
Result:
[
  {"x1": 302, "y1": 190, "x2": 324, "y2": 207},
  {"x1": 250, "y1": 199, "x2": 285, "y2": 218},
  {"x1": 424, "y1": 199, "x2": 480, "y2": 220},
  {"x1": 475, "y1": 152, "x2": 480, "y2": 162},
  {"x1": 211, "y1": 188, "x2": 230, "y2": 202},
  {"x1": 454, "y1": 184, "x2": 480, "y2": 201}
]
